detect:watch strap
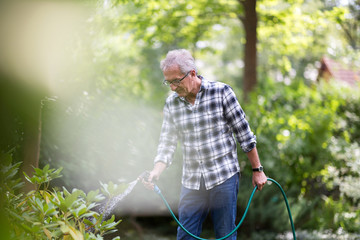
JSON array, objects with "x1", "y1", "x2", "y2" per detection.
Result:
[{"x1": 252, "y1": 166, "x2": 264, "y2": 172}]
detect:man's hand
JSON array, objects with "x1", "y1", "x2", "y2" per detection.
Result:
[
  {"x1": 252, "y1": 171, "x2": 267, "y2": 191},
  {"x1": 141, "y1": 162, "x2": 167, "y2": 190}
]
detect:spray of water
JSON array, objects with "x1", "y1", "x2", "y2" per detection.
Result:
[{"x1": 99, "y1": 179, "x2": 139, "y2": 220}]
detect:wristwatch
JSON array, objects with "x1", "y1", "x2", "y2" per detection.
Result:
[{"x1": 252, "y1": 166, "x2": 264, "y2": 172}]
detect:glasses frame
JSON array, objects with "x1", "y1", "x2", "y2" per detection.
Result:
[{"x1": 163, "y1": 71, "x2": 191, "y2": 86}]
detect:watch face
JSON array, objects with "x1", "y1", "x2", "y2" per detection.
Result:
[{"x1": 259, "y1": 166, "x2": 263, "y2": 171}]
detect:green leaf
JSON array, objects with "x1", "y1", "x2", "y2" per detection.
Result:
[
  {"x1": 80, "y1": 212, "x2": 96, "y2": 218},
  {"x1": 43, "y1": 164, "x2": 50, "y2": 172},
  {"x1": 35, "y1": 198, "x2": 44, "y2": 212},
  {"x1": 23, "y1": 172, "x2": 34, "y2": 184},
  {"x1": 44, "y1": 203, "x2": 58, "y2": 216},
  {"x1": 83, "y1": 218, "x2": 94, "y2": 226},
  {"x1": 34, "y1": 167, "x2": 43, "y2": 176},
  {"x1": 86, "y1": 190, "x2": 105, "y2": 203}
]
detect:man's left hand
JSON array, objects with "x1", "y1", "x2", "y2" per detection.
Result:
[{"x1": 252, "y1": 171, "x2": 267, "y2": 191}]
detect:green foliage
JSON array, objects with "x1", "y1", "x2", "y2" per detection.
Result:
[
  {"x1": 0, "y1": 154, "x2": 121, "y2": 240},
  {"x1": 111, "y1": 0, "x2": 241, "y2": 49},
  {"x1": 241, "y1": 79, "x2": 360, "y2": 233},
  {"x1": 257, "y1": 0, "x2": 344, "y2": 81},
  {"x1": 23, "y1": 164, "x2": 63, "y2": 190}
]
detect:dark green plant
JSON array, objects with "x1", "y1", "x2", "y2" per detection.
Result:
[
  {"x1": 241, "y1": 79, "x2": 360, "y2": 233},
  {"x1": 0, "y1": 153, "x2": 122, "y2": 240}
]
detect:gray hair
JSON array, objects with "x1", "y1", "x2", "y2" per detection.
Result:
[{"x1": 160, "y1": 49, "x2": 197, "y2": 74}]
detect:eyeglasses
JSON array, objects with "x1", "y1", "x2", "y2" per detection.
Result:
[{"x1": 163, "y1": 71, "x2": 190, "y2": 86}]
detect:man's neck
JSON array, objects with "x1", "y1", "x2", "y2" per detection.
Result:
[{"x1": 186, "y1": 76, "x2": 202, "y2": 105}]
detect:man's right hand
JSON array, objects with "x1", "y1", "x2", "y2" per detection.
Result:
[{"x1": 142, "y1": 162, "x2": 167, "y2": 190}]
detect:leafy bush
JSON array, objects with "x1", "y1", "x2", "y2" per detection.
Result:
[
  {"x1": 0, "y1": 153, "x2": 123, "y2": 240},
  {"x1": 240, "y1": 79, "x2": 360, "y2": 233}
]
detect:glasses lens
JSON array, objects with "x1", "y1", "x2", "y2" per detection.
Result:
[
  {"x1": 163, "y1": 71, "x2": 189, "y2": 86},
  {"x1": 163, "y1": 80, "x2": 179, "y2": 86},
  {"x1": 171, "y1": 80, "x2": 180, "y2": 85}
]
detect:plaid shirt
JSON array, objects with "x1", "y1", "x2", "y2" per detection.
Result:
[{"x1": 154, "y1": 77, "x2": 256, "y2": 190}]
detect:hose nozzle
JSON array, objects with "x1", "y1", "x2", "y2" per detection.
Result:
[{"x1": 139, "y1": 171, "x2": 151, "y2": 182}]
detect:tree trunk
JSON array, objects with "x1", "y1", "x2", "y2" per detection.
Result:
[
  {"x1": 21, "y1": 100, "x2": 42, "y2": 192},
  {"x1": 238, "y1": 0, "x2": 258, "y2": 101}
]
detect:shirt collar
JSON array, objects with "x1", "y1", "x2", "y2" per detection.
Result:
[{"x1": 198, "y1": 75, "x2": 210, "y2": 92}]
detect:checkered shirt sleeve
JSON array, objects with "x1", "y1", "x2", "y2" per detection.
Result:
[
  {"x1": 153, "y1": 103, "x2": 178, "y2": 167},
  {"x1": 222, "y1": 84, "x2": 257, "y2": 153}
]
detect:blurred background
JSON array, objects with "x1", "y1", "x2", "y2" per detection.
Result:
[{"x1": 0, "y1": 0, "x2": 359, "y2": 239}]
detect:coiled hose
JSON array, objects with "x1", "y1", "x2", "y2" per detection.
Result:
[{"x1": 153, "y1": 178, "x2": 296, "y2": 240}]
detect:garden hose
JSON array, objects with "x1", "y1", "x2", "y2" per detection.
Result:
[{"x1": 153, "y1": 178, "x2": 296, "y2": 240}]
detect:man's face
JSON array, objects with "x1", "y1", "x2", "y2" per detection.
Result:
[{"x1": 163, "y1": 65, "x2": 192, "y2": 98}]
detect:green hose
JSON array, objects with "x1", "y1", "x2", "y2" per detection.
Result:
[{"x1": 153, "y1": 178, "x2": 296, "y2": 240}]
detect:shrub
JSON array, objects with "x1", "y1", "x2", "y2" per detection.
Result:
[
  {"x1": 0, "y1": 153, "x2": 122, "y2": 240},
  {"x1": 240, "y1": 79, "x2": 360, "y2": 233}
]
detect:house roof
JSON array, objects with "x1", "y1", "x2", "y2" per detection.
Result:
[{"x1": 319, "y1": 57, "x2": 360, "y2": 86}]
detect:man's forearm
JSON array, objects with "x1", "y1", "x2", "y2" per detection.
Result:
[
  {"x1": 246, "y1": 146, "x2": 267, "y2": 191},
  {"x1": 246, "y1": 146, "x2": 262, "y2": 168},
  {"x1": 150, "y1": 161, "x2": 167, "y2": 181}
]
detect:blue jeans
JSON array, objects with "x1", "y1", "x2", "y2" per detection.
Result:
[{"x1": 177, "y1": 173, "x2": 239, "y2": 240}]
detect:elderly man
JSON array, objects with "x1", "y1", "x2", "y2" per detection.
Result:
[{"x1": 146, "y1": 49, "x2": 267, "y2": 240}]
